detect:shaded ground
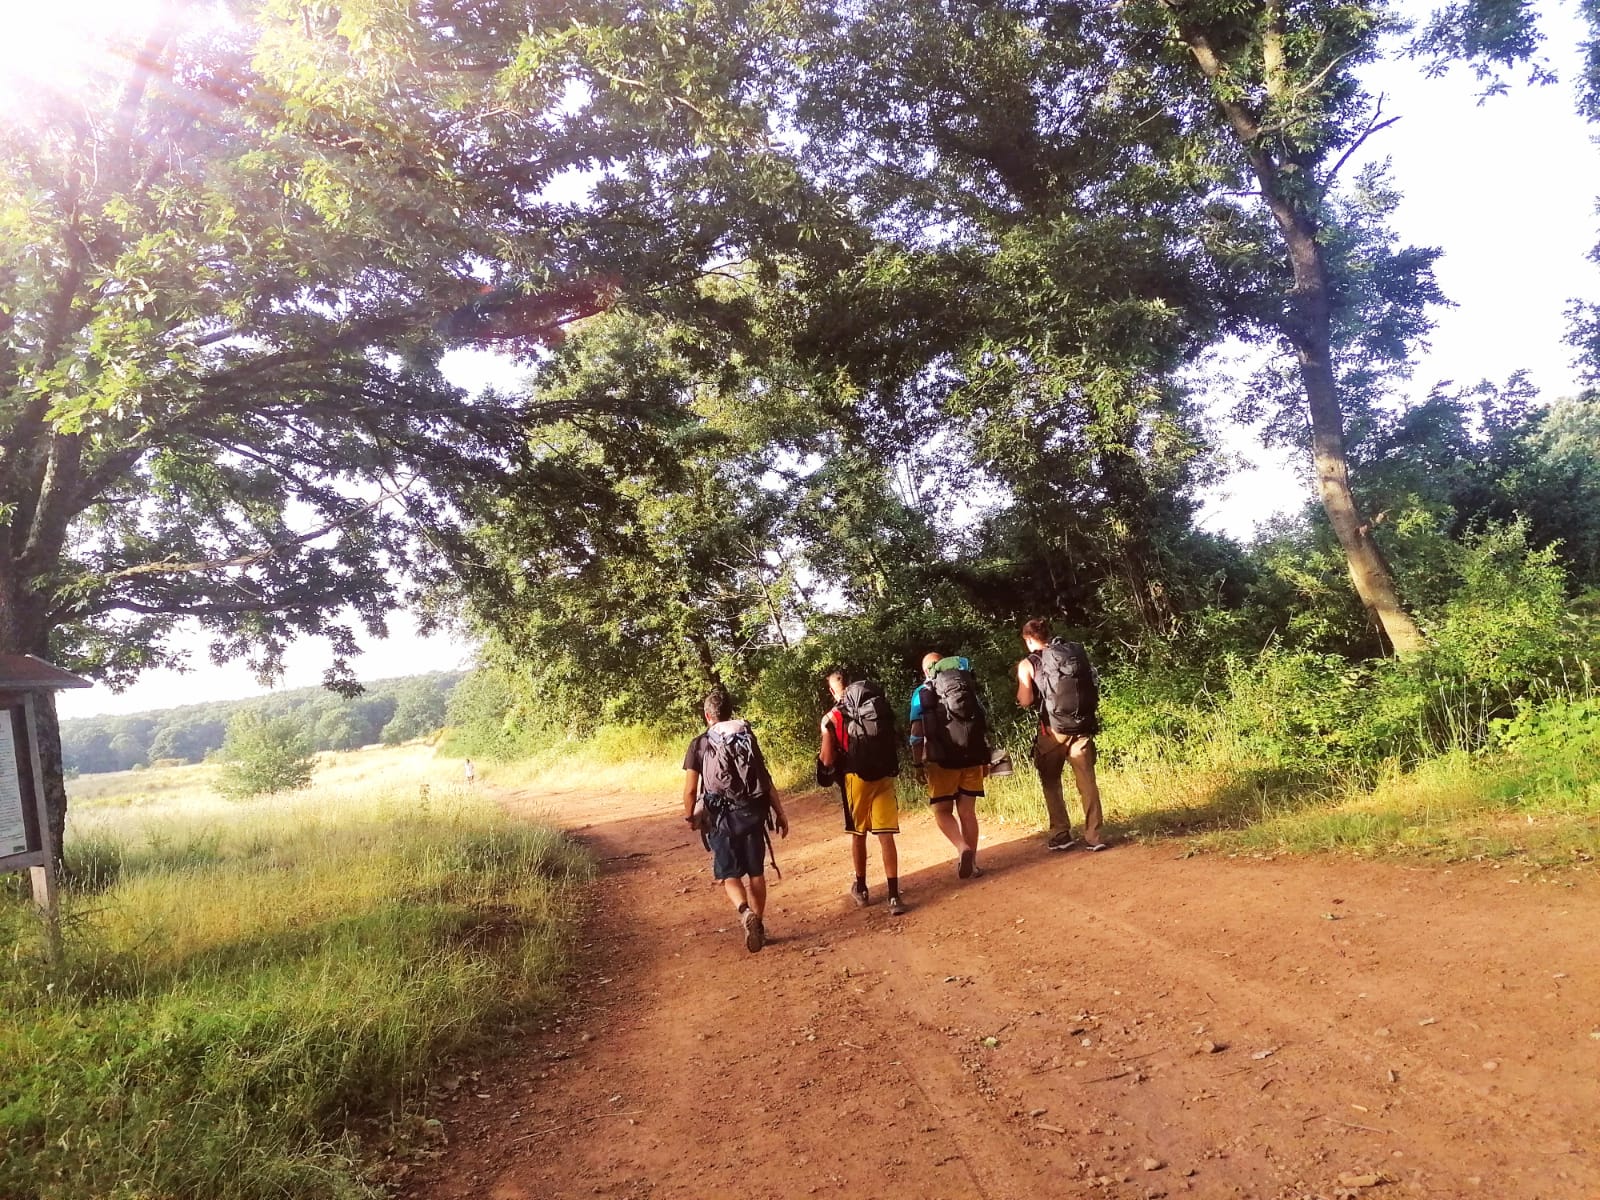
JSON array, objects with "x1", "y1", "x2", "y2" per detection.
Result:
[{"x1": 401, "y1": 780, "x2": 1600, "y2": 1200}]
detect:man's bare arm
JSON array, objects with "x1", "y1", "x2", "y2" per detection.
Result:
[
  {"x1": 681, "y1": 769, "x2": 700, "y2": 820},
  {"x1": 819, "y1": 720, "x2": 839, "y2": 768},
  {"x1": 1016, "y1": 657, "x2": 1036, "y2": 708}
]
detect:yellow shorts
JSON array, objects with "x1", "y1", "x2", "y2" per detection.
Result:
[
  {"x1": 843, "y1": 774, "x2": 899, "y2": 835},
  {"x1": 925, "y1": 763, "x2": 985, "y2": 805}
]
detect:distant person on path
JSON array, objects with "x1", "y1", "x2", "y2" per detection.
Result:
[
  {"x1": 1016, "y1": 618, "x2": 1106, "y2": 852},
  {"x1": 820, "y1": 667, "x2": 906, "y2": 915},
  {"x1": 463, "y1": 758, "x2": 476, "y2": 787},
  {"x1": 909, "y1": 651, "x2": 991, "y2": 879},
  {"x1": 682, "y1": 688, "x2": 789, "y2": 953}
]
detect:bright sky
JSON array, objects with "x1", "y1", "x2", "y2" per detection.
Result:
[{"x1": 36, "y1": 0, "x2": 1600, "y2": 718}]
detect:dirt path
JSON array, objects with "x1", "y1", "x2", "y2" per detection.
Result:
[{"x1": 404, "y1": 781, "x2": 1600, "y2": 1200}]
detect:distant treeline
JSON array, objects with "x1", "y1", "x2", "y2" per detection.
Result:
[{"x1": 61, "y1": 672, "x2": 465, "y2": 776}]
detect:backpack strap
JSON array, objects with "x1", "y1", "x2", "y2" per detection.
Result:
[{"x1": 763, "y1": 810, "x2": 783, "y2": 879}]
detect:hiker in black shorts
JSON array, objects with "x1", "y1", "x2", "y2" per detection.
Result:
[{"x1": 682, "y1": 688, "x2": 789, "y2": 952}]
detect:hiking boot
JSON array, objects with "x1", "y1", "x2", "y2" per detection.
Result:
[
  {"x1": 887, "y1": 894, "x2": 908, "y2": 917},
  {"x1": 1047, "y1": 830, "x2": 1080, "y2": 852},
  {"x1": 741, "y1": 908, "x2": 765, "y2": 953},
  {"x1": 850, "y1": 880, "x2": 870, "y2": 907},
  {"x1": 958, "y1": 848, "x2": 976, "y2": 879}
]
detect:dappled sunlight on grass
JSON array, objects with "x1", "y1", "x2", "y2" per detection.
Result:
[
  {"x1": 5, "y1": 745, "x2": 593, "y2": 1200},
  {"x1": 1193, "y1": 749, "x2": 1600, "y2": 863}
]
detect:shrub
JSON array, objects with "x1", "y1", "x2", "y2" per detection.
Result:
[{"x1": 216, "y1": 714, "x2": 315, "y2": 800}]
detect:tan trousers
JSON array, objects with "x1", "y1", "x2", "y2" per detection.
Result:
[{"x1": 1032, "y1": 727, "x2": 1102, "y2": 844}]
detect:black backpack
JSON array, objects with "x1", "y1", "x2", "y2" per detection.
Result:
[
  {"x1": 838, "y1": 679, "x2": 900, "y2": 782},
  {"x1": 920, "y1": 663, "x2": 990, "y2": 768},
  {"x1": 697, "y1": 720, "x2": 770, "y2": 836},
  {"x1": 1033, "y1": 640, "x2": 1099, "y2": 735}
]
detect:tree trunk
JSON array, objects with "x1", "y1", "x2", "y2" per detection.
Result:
[
  {"x1": 687, "y1": 630, "x2": 724, "y2": 692},
  {"x1": 1096, "y1": 424, "x2": 1177, "y2": 638},
  {"x1": 1164, "y1": 11, "x2": 1428, "y2": 656},
  {"x1": 1278, "y1": 221, "x2": 1427, "y2": 656}
]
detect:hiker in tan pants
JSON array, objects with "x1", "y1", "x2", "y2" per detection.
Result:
[{"x1": 1016, "y1": 618, "x2": 1107, "y2": 852}]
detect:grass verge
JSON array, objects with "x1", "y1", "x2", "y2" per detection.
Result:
[
  {"x1": 446, "y1": 715, "x2": 1600, "y2": 867},
  {"x1": 2, "y1": 749, "x2": 592, "y2": 1200},
  {"x1": 971, "y1": 742, "x2": 1600, "y2": 865},
  {"x1": 1193, "y1": 746, "x2": 1600, "y2": 863}
]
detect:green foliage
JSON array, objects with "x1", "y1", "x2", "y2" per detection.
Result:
[
  {"x1": 380, "y1": 678, "x2": 451, "y2": 745},
  {"x1": 61, "y1": 672, "x2": 461, "y2": 774},
  {"x1": 216, "y1": 714, "x2": 316, "y2": 800},
  {"x1": 1, "y1": 781, "x2": 591, "y2": 1200},
  {"x1": 1494, "y1": 694, "x2": 1600, "y2": 757},
  {"x1": 438, "y1": 664, "x2": 549, "y2": 761},
  {"x1": 1081, "y1": 523, "x2": 1594, "y2": 778}
]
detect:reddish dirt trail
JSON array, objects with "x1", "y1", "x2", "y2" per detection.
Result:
[{"x1": 406, "y1": 781, "x2": 1600, "y2": 1200}]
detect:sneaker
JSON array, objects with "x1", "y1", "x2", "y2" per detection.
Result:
[
  {"x1": 1083, "y1": 840, "x2": 1110, "y2": 852},
  {"x1": 741, "y1": 908, "x2": 765, "y2": 952},
  {"x1": 850, "y1": 881, "x2": 870, "y2": 908},
  {"x1": 887, "y1": 894, "x2": 908, "y2": 917},
  {"x1": 958, "y1": 849, "x2": 976, "y2": 879},
  {"x1": 1047, "y1": 830, "x2": 1080, "y2": 852}
]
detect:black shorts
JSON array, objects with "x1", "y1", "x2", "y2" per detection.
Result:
[{"x1": 708, "y1": 828, "x2": 766, "y2": 880}]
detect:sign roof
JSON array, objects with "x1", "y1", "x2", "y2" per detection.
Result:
[{"x1": 0, "y1": 655, "x2": 93, "y2": 692}]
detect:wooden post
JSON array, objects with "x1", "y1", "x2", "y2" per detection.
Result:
[{"x1": 21, "y1": 693, "x2": 61, "y2": 965}]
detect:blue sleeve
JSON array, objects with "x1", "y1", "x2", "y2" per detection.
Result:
[{"x1": 908, "y1": 687, "x2": 923, "y2": 744}]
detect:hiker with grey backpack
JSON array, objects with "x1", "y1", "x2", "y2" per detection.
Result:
[
  {"x1": 1016, "y1": 618, "x2": 1107, "y2": 852},
  {"x1": 819, "y1": 667, "x2": 907, "y2": 915},
  {"x1": 682, "y1": 688, "x2": 790, "y2": 953}
]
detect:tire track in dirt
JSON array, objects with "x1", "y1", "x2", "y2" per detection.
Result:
[{"x1": 402, "y1": 783, "x2": 1600, "y2": 1200}]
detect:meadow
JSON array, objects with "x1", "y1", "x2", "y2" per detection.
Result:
[{"x1": 1, "y1": 745, "x2": 591, "y2": 1200}]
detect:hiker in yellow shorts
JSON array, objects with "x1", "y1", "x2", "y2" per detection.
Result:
[
  {"x1": 820, "y1": 667, "x2": 906, "y2": 915},
  {"x1": 909, "y1": 651, "x2": 990, "y2": 879}
]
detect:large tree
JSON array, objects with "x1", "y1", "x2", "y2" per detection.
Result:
[
  {"x1": 0, "y1": 0, "x2": 802, "y2": 845},
  {"x1": 1113, "y1": 0, "x2": 1446, "y2": 654},
  {"x1": 772, "y1": 0, "x2": 1236, "y2": 642},
  {"x1": 760, "y1": 0, "x2": 1443, "y2": 652}
]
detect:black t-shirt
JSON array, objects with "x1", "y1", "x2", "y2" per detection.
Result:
[{"x1": 682, "y1": 732, "x2": 709, "y2": 774}]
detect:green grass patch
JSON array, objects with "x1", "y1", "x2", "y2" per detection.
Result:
[
  {"x1": 2, "y1": 756, "x2": 592, "y2": 1200},
  {"x1": 965, "y1": 741, "x2": 1598, "y2": 866},
  {"x1": 841, "y1": 730, "x2": 1600, "y2": 867},
  {"x1": 1204, "y1": 746, "x2": 1600, "y2": 863}
]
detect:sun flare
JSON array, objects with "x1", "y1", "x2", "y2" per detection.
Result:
[{"x1": 0, "y1": 0, "x2": 175, "y2": 104}]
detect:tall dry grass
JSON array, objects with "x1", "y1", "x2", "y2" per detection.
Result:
[{"x1": 2, "y1": 744, "x2": 591, "y2": 1200}]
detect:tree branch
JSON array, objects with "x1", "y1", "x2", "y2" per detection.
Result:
[
  {"x1": 87, "y1": 482, "x2": 418, "y2": 587},
  {"x1": 1321, "y1": 96, "x2": 1400, "y2": 191}
]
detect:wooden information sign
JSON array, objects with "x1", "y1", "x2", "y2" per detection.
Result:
[{"x1": 0, "y1": 655, "x2": 92, "y2": 963}]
